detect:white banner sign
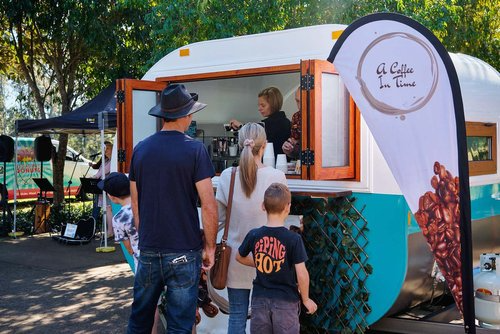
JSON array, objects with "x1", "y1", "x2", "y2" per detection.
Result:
[{"x1": 328, "y1": 13, "x2": 473, "y2": 327}]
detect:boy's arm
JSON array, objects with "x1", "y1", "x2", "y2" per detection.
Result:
[
  {"x1": 122, "y1": 239, "x2": 133, "y2": 255},
  {"x1": 236, "y1": 252, "x2": 254, "y2": 267},
  {"x1": 295, "y1": 262, "x2": 317, "y2": 314},
  {"x1": 130, "y1": 181, "x2": 139, "y2": 229}
]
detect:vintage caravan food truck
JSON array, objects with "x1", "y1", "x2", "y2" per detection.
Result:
[{"x1": 115, "y1": 25, "x2": 499, "y2": 332}]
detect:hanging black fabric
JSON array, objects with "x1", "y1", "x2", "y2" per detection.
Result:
[
  {"x1": 34, "y1": 136, "x2": 52, "y2": 162},
  {"x1": 0, "y1": 135, "x2": 14, "y2": 162}
]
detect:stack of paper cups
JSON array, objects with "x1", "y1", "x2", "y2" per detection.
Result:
[
  {"x1": 276, "y1": 154, "x2": 287, "y2": 173},
  {"x1": 263, "y1": 142, "x2": 275, "y2": 168}
]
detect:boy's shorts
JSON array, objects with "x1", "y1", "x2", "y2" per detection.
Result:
[{"x1": 250, "y1": 296, "x2": 300, "y2": 334}]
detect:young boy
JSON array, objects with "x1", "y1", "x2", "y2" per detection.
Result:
[
  {"x1": 236, "y1": 183, "x2": 317, "y2": 334},
  {"x1": 99, "y1": 172, "x2": 166, "y2": 334},
  {"x1": 97, "y1": 172, "x2": 138, "y2": 270}
]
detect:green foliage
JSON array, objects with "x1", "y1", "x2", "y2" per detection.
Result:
[
  {"x1": 144, "y1": 0, "x2": 350, "y2": 70},
  {"x1": 3, "y1": 211, "x2": 32, "y2": 235},
  {"x1": 1, "y1": 0, "x2": 497, "y2": 139},
  {"x1": 47, "y1": 201, "x2": 95, "y2": 231},
  {"x1": 67, "y1": 133, "x2": 115, "y2": 162},
  {"x1": 0, "y1": 0, "x2": 153, "y2": 204},
  {"x1": 0, "y1": 201, "x2": 93, "y2": 237},
  {"x1": 144, "y1": 0, "x2": 498, "y2": 74},
  {"x1": 385, "y1": 0, "x2": 499, "y2": 70},
  {"x1": 0, "y1": 0, "x2": 153, "y2": 109},
  {"x1": 80, "y1": 0, "x2": 154, "y2": 96}
]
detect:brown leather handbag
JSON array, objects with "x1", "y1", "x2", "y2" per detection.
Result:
[{"x1": 210, "y1": 167, "x2": 236, "y2": 290}]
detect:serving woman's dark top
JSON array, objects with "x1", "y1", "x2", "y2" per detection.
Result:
[{"x1": 263, "y1": 111, "x2": 291, "y2": 157}]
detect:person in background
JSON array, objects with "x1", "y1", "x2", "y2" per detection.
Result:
[
  {"x1": 468, "y1": 142, "x2": 480, "y2": 161},
  {"x1": 89, "y1": 140, "x2": 113, "y2": 171},
  {"x1": 216, "y1": 123, "x2": 287, "y2": 334},
  {"x1": 230, "y1": 87, "x2": 291, "y2": 157},
  {"x1": 91, "y1": 140, "x2": 113, "y2": 239},
  {"x1": 282, "y1": 88, "x2": 301, "y2": 159},
  {"x1": 97, "y1": 172, "x2": 137, "y2": 267},
  {"x1": 237, "y1": 183, "x2": 317, "y2": 334},
  {"x1": 127, "y1": 84, "x2": 218, "y2": 334}
]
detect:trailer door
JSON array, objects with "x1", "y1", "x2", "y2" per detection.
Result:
[
  {"x1": 301, "y1": 59, "x2": 356, "y2": 180},
  {"x1": 116, "y1": 79, "x2": 167, "y2": 173}
]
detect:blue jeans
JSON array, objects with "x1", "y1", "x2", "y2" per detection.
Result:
[
  {"x1": 227, "y1": 288, "x2": 251, "y2": 334},
  {"x1": 127, "y1": 250, "x2": 201, "y2": 334},
  {"x1": 250, "y1": 297, "x2": 300, "y2": 334}
]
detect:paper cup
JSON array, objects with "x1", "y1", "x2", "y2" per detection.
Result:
[
  {"x1": 276, "y1": 154, "x2": 287, "y2": 166},
  {"x1": 264, "y1": 142, "x2": 274, "y2": 157},
  {"x1": 263, "y1": 142, "x2": 275, "y2": 167},
  {"x1": 263, "y1": 156, "x2": 275, "y2": 168},
  {"x1": 229, "y1": 145, "x2": 238, "y2": 156}
]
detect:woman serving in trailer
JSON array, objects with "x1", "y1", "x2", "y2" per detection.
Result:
[{"x1": 230, "y1": 87, "x2": 291, "y2": 158}]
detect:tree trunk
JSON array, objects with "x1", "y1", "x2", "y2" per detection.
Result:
[{"x1": 52, "y1": 133, "x2": 68, "y2": 206}]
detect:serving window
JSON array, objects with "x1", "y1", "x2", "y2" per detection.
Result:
[
  {"x1": 466, "y1": 121, "x2": 497, "y2": 176},
  {"x1": 117, "y1": 61, "x2": 360, "y2": 181}
]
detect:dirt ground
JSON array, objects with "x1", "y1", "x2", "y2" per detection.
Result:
[{"x1": 0, "y1": 233, "x2": 134, "y2": 334}]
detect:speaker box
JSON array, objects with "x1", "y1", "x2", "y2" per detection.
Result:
[
  {"x1": 0, "y1": 135, "x2": 15, "y2": 163},
  {"x1": 34, "y1": 136, "x2": 52, "y2": 162}
]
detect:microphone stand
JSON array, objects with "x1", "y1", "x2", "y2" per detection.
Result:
[
  {"x1": 39, "y1": 160, "x2": 43, "y2": 201},
  {"x1": 83, "y1": 163, "x2": 93, "y2": 178},
  {"x1": 65, "y1": 152, "x2": 81, "y2": 220},
  {"x1": 84, "y1": 154, "x2": 100, "y2": 177}
]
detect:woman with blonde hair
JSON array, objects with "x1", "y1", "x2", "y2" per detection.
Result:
[{"x1": 216, "y1": 122, "x2": 287, "y2": 333}]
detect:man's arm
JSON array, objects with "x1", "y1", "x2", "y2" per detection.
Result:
[
  {"x1": 196, "y1": 177, "x2": 218, "y2": 271},
  {"x1": 130, "y1": 181, "x2": 139, "y2": 229},
  {"x1": 236, "y1": 252, "x2": 254, "y2": 267},
  {"x1": 295, "y1": 262, "x2": 317, "y2": 314}
]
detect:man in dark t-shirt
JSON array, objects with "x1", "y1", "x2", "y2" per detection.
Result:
[
  {"x1": 237, "y1": 183, "x2": 317, "y2": 334},
  {"x1": 127, "y1": 84, "x2": 218, "y2": 334}
]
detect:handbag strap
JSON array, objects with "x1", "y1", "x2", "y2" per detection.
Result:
[{"x1": 222, "y1": 167, "x2": 237, "y2": 242}]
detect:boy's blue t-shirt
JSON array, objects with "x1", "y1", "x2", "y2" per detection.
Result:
[
  {"x1": 239, "y1": 226, "x2": 308, "y2": 302},
  {"x1": 129, "y1": 131, "x2": 215, "y2": 252}
]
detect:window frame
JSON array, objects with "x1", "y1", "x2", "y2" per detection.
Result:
[
  {"x1": 466, "y1": 121, "x2": 497, "y2": 176},
  {"x1": 302, "y1": 59, "x2": 357, "y2": 180},
  {"x1": 116, "y1": 79, "x2": 167, "y2": 173}
]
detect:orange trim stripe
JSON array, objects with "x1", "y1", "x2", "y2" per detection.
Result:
[{"x1": 332, "y1": 30, "x2": 343, "y2": 40}]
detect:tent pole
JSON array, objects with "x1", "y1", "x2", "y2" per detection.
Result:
[
  {"x1": 95, "y1": 111, "x2": 115, "y2": 253},
  {"x1": 101, "y1": 117, "x2": 107, "y2": 248},
  {"x1": 13, "y1": 133, "x2": 18, "y2": 237}
]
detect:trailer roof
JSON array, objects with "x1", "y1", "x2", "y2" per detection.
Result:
[
  {"x1": 143, "y1": 24, "x2": 347, "y2": 79},
  {"x1": 450, "y1": 53, "x2": 500, "y2": 118},
  {"x1": 144, "y1": 24, "x2": 499, "y2": 119}
]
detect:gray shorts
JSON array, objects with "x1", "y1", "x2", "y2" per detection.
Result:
[{"x1": 250, "y1": 296, "x2": 301, "y2": 334}]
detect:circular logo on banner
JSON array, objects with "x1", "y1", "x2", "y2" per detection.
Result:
[{"x1": 357, "y1": 32, "x2": 438, "y2": 116}]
